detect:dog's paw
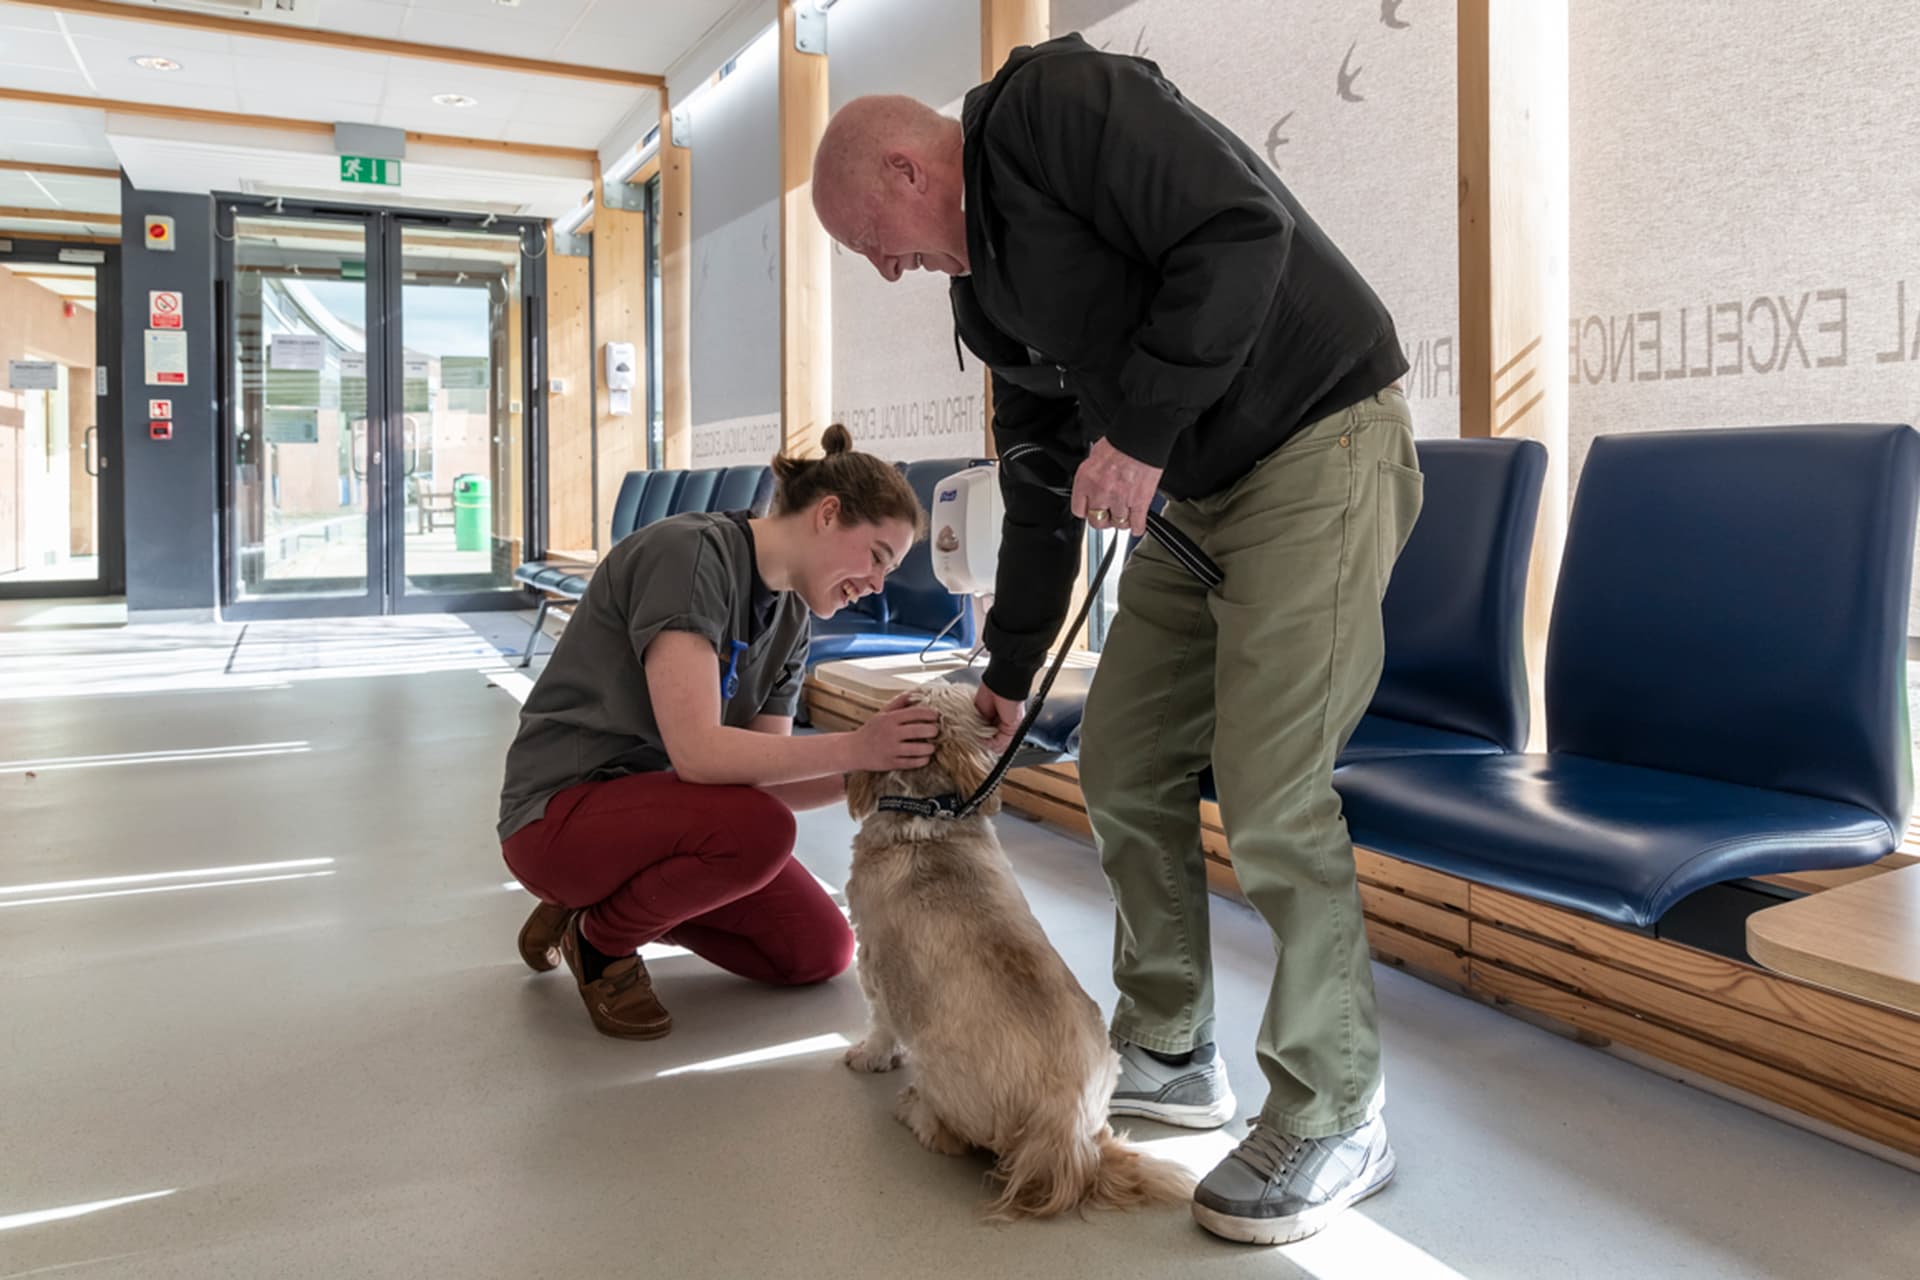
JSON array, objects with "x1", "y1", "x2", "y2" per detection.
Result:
[{"x1": 844, "y1": 1040, "x2": 906, "y2": 1073}]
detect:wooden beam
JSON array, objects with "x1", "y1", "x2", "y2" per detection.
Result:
[
  {"x1": 658, "y1": 100, "x2": 692, "y2": 470},
  {"x1": 1457, "y1": 0, "x2": 1569, "y2": 750},
  {"x1": 0, "y1": 159, "x2": 118, "y2": 180},
  {"x1": 591, "y1": 168, "x2": 650, "y2": 551},
  {"x1": 6, "y1": 0, "x2": 662, "y2": 89},
  {"x1": 0, "y1": 229, "x2": 117, "y2": 245},
  {"x1": 778, "y1": 0, "x2": 832, "y2": 461},
  {"x1": 0, "y1": 206, "x2": 118, "y2": 224},
  {"x1": 0, "y1": 88, "x2": 597, "y2": 167}
]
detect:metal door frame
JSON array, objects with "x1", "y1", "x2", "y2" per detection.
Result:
[
  {"x1": 0, "y1": 237, "x2": 125, "y2": 600},
  {"x1": 213, "y1": 195, "x2": 545, "y2": 619}
]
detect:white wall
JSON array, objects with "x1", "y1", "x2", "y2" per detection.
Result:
[
  {"x1": 1568, "y1": 0, "x2": 1920, "y2": 627},
  {"x1": 826, "y1": 0, "x2": 984, "y2": 464},
  {"x1": 688, "y1": 25, "x2": 782, "y2": 468},
  {"x1": 1056, "y1": 0, "x2": 1461, "y2": 439}
]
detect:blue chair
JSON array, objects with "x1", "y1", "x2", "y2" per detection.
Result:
[
  {"x1": 672, "y1": 467, "x2": 724, "y2": 515},
  {"x1": 714, "y1": 465, "x2": 775, "y2": 516},
  {"x1": 1342, "y1": 437, "x2": 1547, "y2": 761},
  {"x1": 1335, "y1": 424, "x2": 1920, "y2": 927},
  {"x1": 806, "y1": 457, "x2": 980, "y2": 666}
]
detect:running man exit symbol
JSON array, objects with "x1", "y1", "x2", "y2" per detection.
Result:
[{"x1": 340, "y1": 156, "x2": 400, "y2": 186}]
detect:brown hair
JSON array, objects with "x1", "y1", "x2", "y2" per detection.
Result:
[{"x1": 770, "y1": 423, "x2": 926, "y2": 536}]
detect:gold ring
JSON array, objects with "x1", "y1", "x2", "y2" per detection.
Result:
[{"x1": 1089, "y1": 507, "x2": 1111, "y2": 522}]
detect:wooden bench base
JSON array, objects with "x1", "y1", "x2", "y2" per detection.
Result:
[{"x1": 807, "y1": 669, "x2": 1920, "y2": 1164}]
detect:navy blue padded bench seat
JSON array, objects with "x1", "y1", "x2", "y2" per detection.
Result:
[
  {"x1": 1338, "y1": 424, "x2": 1920, "y2": 928},
  {"x1": 514, "y1": 464, "x2": 775, "y2": 665},
  {"x1": 929, "y1": 437, "x2": 1548, "y2": 778}
]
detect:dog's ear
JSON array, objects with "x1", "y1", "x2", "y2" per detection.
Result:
[
  {"x1": 933, "y1": 713, "x2": 995, "y2": 810},
  {"x1": 846, "y1": 769, "x2": 881, "y2": 821}
]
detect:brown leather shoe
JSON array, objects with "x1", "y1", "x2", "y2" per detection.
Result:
[
  {"x1": 517, "y1": 901, "x2": 573, "y2": 973},
  {"x1": 560, "y1": 918, "x2": 673, "y2": 1040}
]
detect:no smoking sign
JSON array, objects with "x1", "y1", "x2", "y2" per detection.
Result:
[{"x1": 149, "y1": 290, "x2": 183, "y2": 330}]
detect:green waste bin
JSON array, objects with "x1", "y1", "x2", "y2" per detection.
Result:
[{"x1": 453, "y1": 474, "x2": 490, "y2": 552}]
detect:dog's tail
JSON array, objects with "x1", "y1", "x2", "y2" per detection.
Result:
[{"x1": 984, "y1": 1116, "x2": 1194, "y2": 1220}]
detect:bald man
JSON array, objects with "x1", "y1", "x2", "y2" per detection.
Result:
[{"x1": 815, "y1": 33, "x2": 1420, "y2": 1246}]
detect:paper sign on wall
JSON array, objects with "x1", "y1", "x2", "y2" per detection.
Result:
[
  {"x1": 149, "y1": 290, "x2": 183, "y2": 329},
  {"x1": 145, "y1": 330, "x2": 188, "y2": 386},
  {"x1": 269, "y1": 334, "x2": 325, "y2": 371},
  {"x1": 340, "y1": 353, "x2": 366, "y2": 378},
  {"x1": 7, "y1": 360, "x2": 58, "y2": 391}
]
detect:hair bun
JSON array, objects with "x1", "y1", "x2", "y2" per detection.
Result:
[{"x1": 820, "y1": 423, "x2": 853, "y2": 457}]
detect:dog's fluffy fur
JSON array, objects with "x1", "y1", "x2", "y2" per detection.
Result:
[{"x1": 843, "y1": 683, "x2": 1194, "y2": 1220}]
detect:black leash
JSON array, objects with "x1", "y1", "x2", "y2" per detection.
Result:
[{"x1": 875, "y1": 506, "x2": 1221, "y2": 823}]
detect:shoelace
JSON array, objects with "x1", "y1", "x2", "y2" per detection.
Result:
[{"x1": 1235, "y1": 1121, "x2": 1312, "y2": 1185}]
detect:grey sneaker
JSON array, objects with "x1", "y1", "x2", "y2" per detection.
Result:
[
  {"x1": 1109, "y1": 1040, "x2": 1237, "y2": 1129},
  {"x1": 1192, "y1": 1115, "x2": 1396, "y2": 1245}
]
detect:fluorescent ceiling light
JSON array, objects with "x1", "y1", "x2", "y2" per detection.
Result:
[
  {"x1": 432, "y1": 93, "x2": 479, "y2": 108},
  {"x1": 131, "y1": 56, "x2": 182, "y2": 72}
]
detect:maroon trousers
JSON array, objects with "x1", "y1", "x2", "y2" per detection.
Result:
[{"x1": 502, "y1": 772, "x2": 853, "y2": 986}]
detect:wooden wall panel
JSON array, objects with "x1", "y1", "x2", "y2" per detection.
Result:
[
  {"x1": 591, "y1": 173, "x2": 650, "y2": 548},
  {"x1": 779, "y1": 1, "x2": 832, "y2": 460},
  {"x1": 545, "y1": 233, "x2": 595, "y2": 554},
  {"x1": 660, "y1": 102, "x2": 693, "y2": 470}
]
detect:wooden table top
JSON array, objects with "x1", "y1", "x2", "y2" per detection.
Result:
[
  {"x1": 1747, "y1": 864, "x2": 1920, "y2": 1016},
  {"x1": 811, "y1": 651, "x2": 1100, "y2": 703}
]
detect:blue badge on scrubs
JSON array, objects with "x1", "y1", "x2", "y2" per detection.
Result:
[{"x1": 721, "y1": 639, "x2": 748, "y2": 700}]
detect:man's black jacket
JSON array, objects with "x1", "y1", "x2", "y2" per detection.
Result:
[{"x1": 951, "y1": 33, "x2": 1408, "y2": 699}]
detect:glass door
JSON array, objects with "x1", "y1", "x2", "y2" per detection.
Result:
[
  {"x1": 388, "y1": 222, "x2": 530, "y2": 606},
  {"x1": 225, "y1": 211, "x2": 382, "y2": 613},
  {"x1": 219, "y1": 199, "x2": 543, "y2": 618},
  {"x1": 0, "y1": 240, "x2": 123, "y2": 599}
]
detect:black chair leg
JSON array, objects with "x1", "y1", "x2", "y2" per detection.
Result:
[{"x1": 521, "y1": 597, "x2": 550, "y2": 668}]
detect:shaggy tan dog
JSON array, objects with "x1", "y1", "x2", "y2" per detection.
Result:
[{"x1": 843, "y1": 682, "x2": 1194, "y2": 1220}]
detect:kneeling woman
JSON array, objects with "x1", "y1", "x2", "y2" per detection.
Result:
[{"x1": 498, "y1": 426, "x2": 937, "y2": 1039}]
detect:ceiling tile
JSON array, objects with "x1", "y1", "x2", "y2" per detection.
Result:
[
  {"x1": 0, "y1": 2, "x2": 64, "y2": 33},
  {"x1": 60, "y1": 10, "x2": 234, "y2": 55},
  {"x1": 0, "y1": 27, "x2": 78, "y2": 69},
  {"x1": 310, "y1": 0, "x2": 409, "y2": 39},
  {"x1": 231, "y1": 58, "x2": 388, "y2": 107},
  {"x1": 34, "y1": 174, "x2": 120, "y2": 205},
  {"x1": 0, "y1": 63, "x2": 94, "y2": 95}
]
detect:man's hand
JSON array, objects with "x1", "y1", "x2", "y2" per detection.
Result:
[
  {"x1": 974, "y1": 683, "x2": 1026, "y2": 753},
  {"x1": 1072, "y1": 437, "x2": 1164, "y2": 537}
]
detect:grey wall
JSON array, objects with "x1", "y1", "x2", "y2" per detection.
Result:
[
  {"x1": 688, "y1": 26, "x2": 782, "y2": 467},
  {"x1": 1567, "y1": 1, "x2": 1920, "y2": 630},
  {"x1": 827, "y1": 0, "x2": 982, "y2": 463},
  {"x1": 119, "y1": 181, "x2": 219, "y2": 617}
]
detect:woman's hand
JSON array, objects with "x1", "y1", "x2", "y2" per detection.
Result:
[
  {"x1": 974, "y1": 683, "x2": 1026, "y2": 753},
  {"x1": 850, "y1": 692, "x2": 941, "y2": 772}
]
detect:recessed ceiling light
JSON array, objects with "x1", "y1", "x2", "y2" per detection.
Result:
[
  {"x1": 131, "y1": 55, "x2": 182, "y2": 72},
  {"x1": 432, "y1": 93, "x2": 478, "y2": 108}
]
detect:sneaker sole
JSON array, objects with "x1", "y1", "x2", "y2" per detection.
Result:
[
  {"x1": 1109, "y1": 1090, "x2": 1239, "y2": 1130},
  {"x1": 1191, "y1": 1145, "x2": 1396, "y2": 1246}
]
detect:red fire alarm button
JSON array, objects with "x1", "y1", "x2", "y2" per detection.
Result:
[{"x1": 149, "y1": 421, "x2": 173, "y2": 440}]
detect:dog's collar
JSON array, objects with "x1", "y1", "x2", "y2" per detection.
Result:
[{"x1": 874, "y1": 793, "x2": 966, "y2": 820}]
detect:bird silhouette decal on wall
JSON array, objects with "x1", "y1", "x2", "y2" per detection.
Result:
[
  {"x1": 1381, "y1": 0, "x2": 1411, "y2": 30},
  {"x1": 1338, "y1": 40, "x2": 1365, "y2": 102},
  {"x1": 1265, "y1": 112, "x2": 1295, "y2": 167}
]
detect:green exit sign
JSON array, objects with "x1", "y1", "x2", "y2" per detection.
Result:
[{"x1": 340, "y1": 156, "x2": 400, "y2": 186}]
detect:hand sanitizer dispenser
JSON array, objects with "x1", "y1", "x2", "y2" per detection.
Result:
[{"x1": 605, "y1": 341, "x2": 636, "y2": 416}]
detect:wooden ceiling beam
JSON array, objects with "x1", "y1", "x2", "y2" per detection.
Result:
[
  {"x1": 0, "y1": 204, "x2": 118, "y2": 224},
  {"x1": 6, "y1": 0, "x2": 662, "y2": 89},
  {"x1": 0, "y1": 159, "x2": 119, "y2": 179}
]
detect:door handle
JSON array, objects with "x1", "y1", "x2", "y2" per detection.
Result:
[{"x1": 83, "y1": 425, "x2": 99, "y2": 477}]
